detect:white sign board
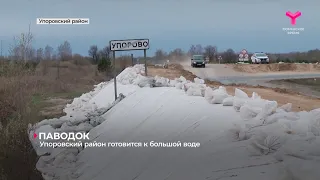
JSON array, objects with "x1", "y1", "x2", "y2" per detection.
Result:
[
  {"x1": 238, "y1": 49, "x2": 249, "y2": 62},
  {"x1": 110, "y1": 39, "x2": 149, "y2": 51}
]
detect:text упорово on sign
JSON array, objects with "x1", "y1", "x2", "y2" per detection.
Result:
[{"x1": 110, "y1": 39, "x2": 149, "y2": 51}]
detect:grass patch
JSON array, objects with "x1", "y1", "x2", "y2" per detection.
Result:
[
  {"x1": 46, "y1": 91, "x2": 85, "y2": 99},
  {"x1": 0, "y1": 60, "x2": 112, "y2": 180}
]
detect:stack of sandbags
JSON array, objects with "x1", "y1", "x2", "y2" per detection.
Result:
[
  {"x1": 184, "y1": 79, "x2": 207, "y2": 97},
  {"x1": 233, "y1": 88, "x2": 249, "y2": 111},
  {"x1": 204, "y1": 86, "x2": 229, "y2": 104}
]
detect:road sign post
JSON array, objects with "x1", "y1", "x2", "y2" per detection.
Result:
[
  {"x1": 238, "y1": 49, "x2": 249, "y2": 63},
  {"x1": 112, "y1": 51, "x2": 117, "y2": 100},
  {"x1": 109, "y1": 39, "x2": 150, "y2": 100},
  {"x1": 144, "y1": 49, "x2": 147, "y2": 76},
  {"x1": 131, "y1": 54, "x2": 134, "y2": 66},
  {"x1": 218, "y1": 56, "x2": 222, "y2": 64}
]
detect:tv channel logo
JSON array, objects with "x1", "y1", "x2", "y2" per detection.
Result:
[
  {"x1": 282, "y1": 11, "x2": 304, "y2": 35},
  {"x1": 286, "y1": 11, "x2": 301, "y2": 26}
]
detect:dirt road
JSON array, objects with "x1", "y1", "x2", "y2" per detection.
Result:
[{"x1": 181, "y1": 63, "x2": 320, "y2": 85}]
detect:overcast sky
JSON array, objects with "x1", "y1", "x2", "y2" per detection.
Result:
[{"x1": 0, "y1": 0, "x2": 319, "y2": 56}]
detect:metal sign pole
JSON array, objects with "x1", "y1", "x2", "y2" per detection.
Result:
[
  {"x1": 110, "y1": 38, "x2": 149, "y2": 89},
  {"x1": 131, "y1": 53, "x2": 134, "y2": 66},
  {"x1": 113, "y1": 51, "x2": 117, "y2": 100},
  {"x1": 144, "y1": 49, "x2": 147, "y2": 76}
]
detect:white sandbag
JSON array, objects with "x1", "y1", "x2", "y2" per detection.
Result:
[
  {"x1": 211, "y1": 92, "x2": 229, "y2": 104},
  {"x1": 247, "y1": 132, "x2": 287, "y2": 156},
  {"x1": 212, "y1": 87, "x2": 227, "y2": 95},
  {"x1": 183, "y1": 82, "x2": 194, "y2": 92},
  {"x1": 245, "y1": 99, "x2": 268, "y2": 109},
  {"x1": 264, "y1": 111, "x2": 300, "y2": 125},
  {"x1": 310, "y1": 108, "x2": 320, "y2": 121},
  {"x1": 235, "y1": 88, "x2": 249, "y2": 98},
  {"x1": 200, "y1": 88, "x2": 205, "y2": 97},
  {"x1": 154, "y1": 76, "x2": 170, "y2": 86},
  {"x1": 240, "y1": 105, "x2": 262, "y2": 120},
  {"x1": 309, "y1": 108, "x2": 320, "y2": 136},
  {"x1": 198, "y1": 84, "x2": 207, "y2": 89},
  {"x1": 169, "y1": 79, "x2": 178, "y2": 87},
  {"x1": 186, "y1": 87, "x2": 202, "y2": 96},
  {"x1": 222, "y1": 96, "x2": 234, "y2": 106},
  {"x1": 227, "y1": 124, "x2": 252, "y2": 142},
  {"x1": 233, "y1": 88, "x2": 249, "y2": 111},
  {"x1": 233, "y1": 97, "x2": 248, "y2": 112},
  {"x1": 309, "y1": 112, "x2": 320, "y2": 136},
  {"x1": 251, "y1": 92, "x2": 261, "y2": 99},
  {"x1": 132, "y1": 75, "x2": 153, "y2": 87},
  {"x1": 175, "y1": 82, "x2": 183, "y2": 89},
  {"x1": 310, "y1": 108, "x2": 320, "y2": 114},
  {"x1": 254, "y1": 101, "x2": 278, "y2": 121},
  {"x1": 204, "y1": 87, "x2": 214, "y2": 102},
  {"x1": 218, "y1": 86, "x2": 227, "y2": 92},
  {"x1": 194, "y1": 77, "x2": 205, "y2": 84},
  {"x1": 277, "y1": 103, "x2": 292, "y2": 112},
  {"x1": 178, "y1": 76, "x2": 187, "y2": 82}
]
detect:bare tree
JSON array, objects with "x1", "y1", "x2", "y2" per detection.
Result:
[
  {"x1": 57, "y1": 41, "x2": 72, "y2": 61},
  {"x1": 56, "y1": 41, "x2": 72, "y2": 79},
  {"x1": 188, "y1": 44, "x2": 203, "y2": 56},
  {"x1": 170, "y1": 48, "x2": 184, "y2": 57},
  {"x1": 154, "y1": 49, "x2": 167, "y2": 62},
  {"x1": 27, "y1": 48, "x2": 36, "y2": 60},
  {"x1": 9, "y1": 44, "x2": 23, "y2": 61},
  {"x1": 194, "y1": 44, "x2": 204, "y2": 55},
  {"x1": 98, "y1": 46, "x2": 111, "y2": 60},
  {"x1": 188, "y1": 45, "x2": 196, "y2": 56},
  {"x1": 8, "y1": 23, "x2": 34, "y2": 62},
  {"x1": 169, "y1": 48, "x2": 185, "y2": 61},
  {"x1": 51, "y1": 53, "x2": 57, "y2": 61},
  {"x1": 221, "y1": 48, "x2": 237, "y2": 63},
  {"x1": 36, "y1": 48, "x2": 44, "y2": 62},
  {"x1": 88, "y1": 45, "x2": 98, "y2": 63},
  {"x1": 44, "y1": 45, "x2": 53, "y2": 60},
  {"x1": 204, "y1": 45, "x2": 217, "y2": 62}
]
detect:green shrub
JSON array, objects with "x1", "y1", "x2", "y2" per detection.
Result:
[{"x1": 97, "y1": 57, "x2": 111, "y2": 72}]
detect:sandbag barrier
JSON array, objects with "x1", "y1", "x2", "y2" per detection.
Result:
[
  {"x1": 123, "y1": 65, "x2": 320, "y2": 179},
  {"x1": 28, "y1": 64, "x2": 320, "y2": 179}
]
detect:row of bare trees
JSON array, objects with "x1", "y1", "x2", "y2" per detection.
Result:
[
  {"x1": 153, "y1": 45, "x2": 237, "y2": 63},
  {"x1": 88, "y1": 45, "x2": 111, "y2": 64},
  {"x1": 7, "y1": 24, "x2": 73, "y2": 62},
  {"x1": 153, "y1": 44, "x2": 320, "y2": 64},
  {"x1": 6, "y1": 25, "x2": 320, "y2": 65},
  {"x1": 9, "y1": 39, "x2": 72, "y2": 62}
]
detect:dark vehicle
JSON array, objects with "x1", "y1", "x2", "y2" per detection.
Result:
[{"x1": 191, "y1": 55, "x2": 205, "y2": 68}]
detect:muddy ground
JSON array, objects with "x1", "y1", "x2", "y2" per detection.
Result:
[{"x1": 229, "y1": 63, "x2": 320, "y2": 73}]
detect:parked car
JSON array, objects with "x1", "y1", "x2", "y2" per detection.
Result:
[{"x1": 251, "y1": 52, "x2": 269, "y2": 64}]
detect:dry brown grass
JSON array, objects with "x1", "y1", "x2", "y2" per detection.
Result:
[{"x1": 0, "y1": 59, "x2": 111, "y2": 180}]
